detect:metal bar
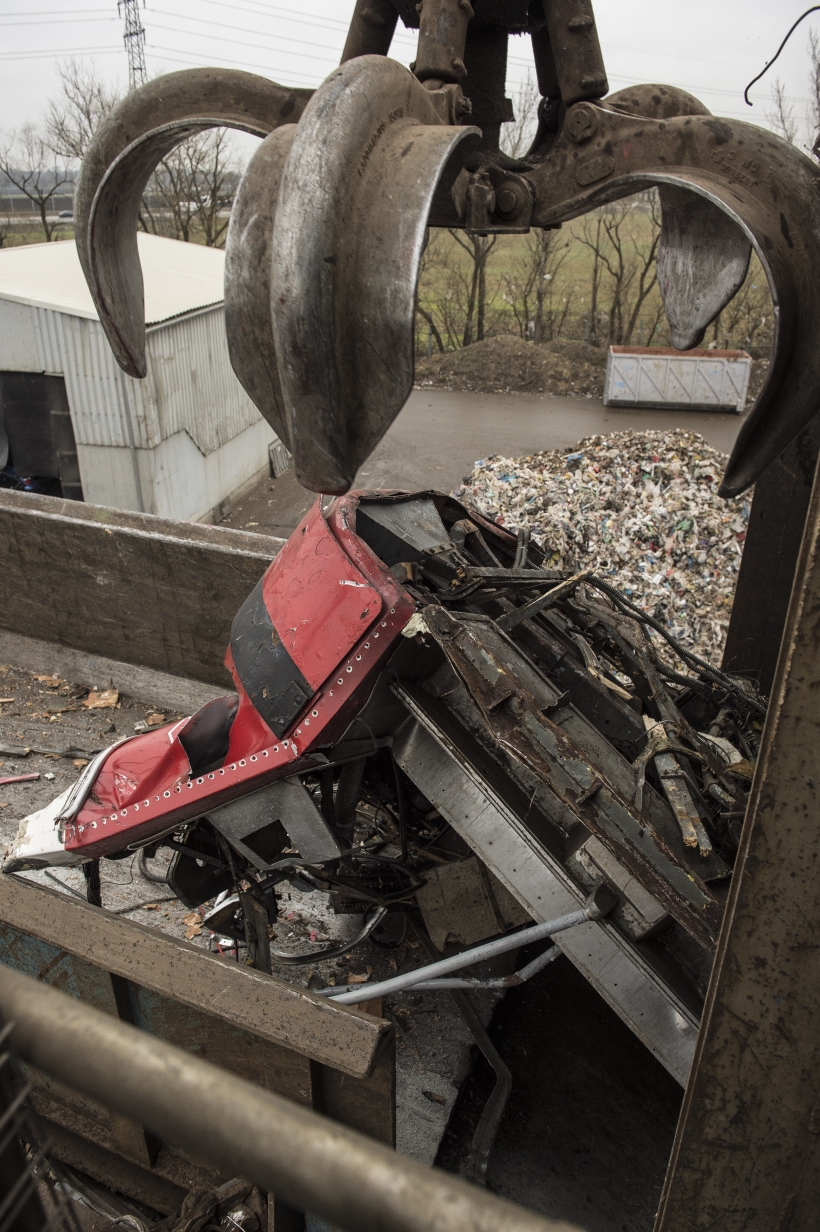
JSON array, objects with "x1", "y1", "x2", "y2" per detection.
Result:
[
  {"x1": 496, "y1": 570, "x2": 592, "y2": 632},
  {"x1": 0, "y1": 965, "x2": 583, "y2": 1232},
  {"x1": 722, "y1": 415, "x2": 820, "y2": 695},
  {"x1": 411, "y1": 944, "x2": 562, "y2": 991},
  {"x1": 654, "y1": 449, "x2": 820, "y2": 1228},
  {"x1": 324, "y1": 902, "x2": 599, "y2": 1005},
  {"x1": 0, "y1": 875, "x2": 388, "y2": 1079},
  {"x1": 540, "y1": 0, "x2": 608, "y2": 104},
  {"x1": 341, "y1": 0, "x2": 398, "y2": 61}
]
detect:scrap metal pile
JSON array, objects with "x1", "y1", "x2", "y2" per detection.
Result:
[
  {"x1": 455, "y1": 429, "x2": 750, "y2": 663},
  {"x1": 6, "y1": 0, "x2": 820, "y2": 1172},
  {"x1": 5, "y1": 489, "x2": 764, "y2": 1058}
]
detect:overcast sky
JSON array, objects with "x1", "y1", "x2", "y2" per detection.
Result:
[{"x1": 1, "y1": 1, "x2": 819, "y2": 152}]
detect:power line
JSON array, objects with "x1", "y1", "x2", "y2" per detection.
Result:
[
  {"x1": 157, "y1": 0, "x2": 353, "y2": 30},
  {"x1": 0, "y1": 7, "x2": 114, "y2": 16},
  {"x1": 0, "y1": 16, "x2": 117, "y2": 26},
  {"x1": 119, "y1": 0, "x2": 148, "y2": 90},
  {"x1": 147, "y1": 43, "x2": 326, "y2": 87},
  {"x1": 0, "y1": 44, "x2": 121, "y2": 59},
  {"x1": 150, "y1": 19, "x2": 344, "y2": 58}
]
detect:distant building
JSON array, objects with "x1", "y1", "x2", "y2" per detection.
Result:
[{"x1": 0, "y1": 234, "x2": 280, "y2": 522}]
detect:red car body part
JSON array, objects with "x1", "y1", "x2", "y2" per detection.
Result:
[{"x1": 53, "y1": 496, "x2": 415, "y2": 864}]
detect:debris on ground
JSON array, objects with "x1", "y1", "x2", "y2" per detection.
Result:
[
  {"x1": 453, "y1": 429, "x2": 749, "y2": 663},
  {"x1": 415, "y1": 335, "x2": 770, "y2": 404},
  {"x1": 83, "y1": 688, "x2": 119, "y2": 709}
]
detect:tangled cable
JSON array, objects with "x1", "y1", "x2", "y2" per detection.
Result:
[{"x1": 584, "y1": 575, "x2": 768, "y2": 717}]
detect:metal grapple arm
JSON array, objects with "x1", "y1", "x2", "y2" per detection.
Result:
[{"x1": 77, "y1": 0, "x2": 820, "y2": 499}]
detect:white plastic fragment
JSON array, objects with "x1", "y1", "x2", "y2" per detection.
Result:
[{"x1": 454, "y1": 429, "x2": 750, "y2": 664}]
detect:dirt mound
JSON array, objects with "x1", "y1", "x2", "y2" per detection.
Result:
[
  {"x1": 415, "y1": 335, "x2": 608, "y2": 397},
  {"x1": 415, "y1": 334, "x2": 770, "y2": 404}
]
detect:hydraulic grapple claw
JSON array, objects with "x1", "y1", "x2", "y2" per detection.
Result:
[
  {"x1": 224, "y1": 126, "x2": 297, "y2": 452},
  {"x1": 270, "y1": 57, "x2": 479, "y2": 494},
  {"x1": 76, "y1": 68, "x2": 312, "y2": 378},
  {"x1": 74, "y1": 1, "x2": 820, "y2": 500}
]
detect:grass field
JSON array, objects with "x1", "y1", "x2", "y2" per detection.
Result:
[{"x1": 416, "y1": 204, "x2": 775, "y2": 356}]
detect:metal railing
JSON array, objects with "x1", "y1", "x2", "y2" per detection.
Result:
[
  {"x1": 0, "y1": 964, "x2": 585, "y2": 1232},
  {"x1": 0, "y1": 1024, "x2": 79, "y2": 1232}
]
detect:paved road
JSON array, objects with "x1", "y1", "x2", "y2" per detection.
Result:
[{"x1": 222, "y1": 388, "x2": 748, "y2": 537}]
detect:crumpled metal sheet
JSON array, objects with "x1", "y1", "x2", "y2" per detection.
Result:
[{"x1": 453, "y1": 429, "x2": 749, "y2": 665}]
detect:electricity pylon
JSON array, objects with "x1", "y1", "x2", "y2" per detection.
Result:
[{"x1": 118, "y1": 0, "x2": 147, "y2": 91}]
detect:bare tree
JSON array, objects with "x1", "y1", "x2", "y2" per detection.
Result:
[
  {"x1": 577, "y1": 212, "x2": 606, "y2": 344},
  {"x1": 768, "y1": 78, "x2": 798, "y2": 144},
  {"x1": 503, "y1": 231, "x2": 575, "y2": 342},
  {"x1": 44, "y1": 60, "x2": 121, "y2": 162},
  {"x1": 707, "y1": 258, "x2": 773, "y2": 351},
  {"x1": 0, "y1": 126, "x2": 74, "y2": 241},
  {"x1": 415, "y1": 230, "x2": 445, "y2": 353},
  {"x1": 807, "y1": 29, "x2": 820, "y2": 158},
  {"x1": 576, "y1": 198, "x2": 661, "y2": 346},
  {"x1": 447, "y1": 231, "x2": 498, "y2": 346},
  {"x1": 140, "y1": 129, "x2": 239, "y2": 247}
]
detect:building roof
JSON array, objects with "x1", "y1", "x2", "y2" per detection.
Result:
[{"x1": 0, "y1": 233, "x2": 224, "y2": 324}]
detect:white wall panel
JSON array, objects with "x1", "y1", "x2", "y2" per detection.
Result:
[{"x1": 1, "y1": 296, "x2": 276, "y2": 522}]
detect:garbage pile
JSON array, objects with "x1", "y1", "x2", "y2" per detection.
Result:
[{"x1": 453, "y1": 429, "x2": 750, "y2": 664}]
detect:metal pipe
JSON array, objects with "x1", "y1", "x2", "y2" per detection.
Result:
[
  {"x1": 325, "y1": 901, "x2": 597, "y2": 1005},
  {"x1": 410, "y1": 943, "x2": 561, "y2": 991},
  {"x1": 0, "y1": 965, "x2": 584, "y2": 1232}
]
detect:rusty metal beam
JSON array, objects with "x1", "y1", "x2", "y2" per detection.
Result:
[
  {"x1": 0, "y1": 875, "x2": 388, "y2": 1079},
  {"x1": 722, "y1": 414, "x2": 820, "y2": 697},
  {"x1": 655, "y1": 453, "x2": 820, "y2": 1231}
]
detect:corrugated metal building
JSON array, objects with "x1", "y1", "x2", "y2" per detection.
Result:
[{"x1": 0, "y1": 234, "x2": 279, "y2": 521}]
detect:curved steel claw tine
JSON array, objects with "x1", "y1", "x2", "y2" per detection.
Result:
[
  {"x1": 526, "y1": 94, "x2": 820, "y2": 496},
  {"x1": 224, "y1": 126, "x2": 296, "y2": 451},
  {"x1": 76, "y1": 69, "x2": 312, "y2": 378},
  {"x1": 657, "y1": 185, "x2": 751, "y2": 352},
  {"x1": 271, "y1": 56, "x2": 479, "y2": 495}
]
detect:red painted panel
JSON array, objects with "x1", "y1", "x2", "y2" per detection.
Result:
[
  {"x1": 262, "y1": 500, "x2": 383, "y2": 690},
  {"x1": 224, "y1": 650, "x2": 280, "y2": 762},
  {"x1": 65, "y1": 494, "x2": 418, "y2": 861},
  {"x1": 326, "y1": 493, "x2": 408, "y2": 607}
]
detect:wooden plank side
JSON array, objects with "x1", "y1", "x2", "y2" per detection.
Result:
[
  {"x1": 0, "y1": 490, "x2": 285, "y2": 686},
  {"x1": 0, "y1": 876, "x2": 390, "y2": 1079},
  {"x1": 317, "y1": 1047, "x2": 396, "y2": 1148}
]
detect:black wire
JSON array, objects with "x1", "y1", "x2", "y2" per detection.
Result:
[
  {"x1": 43, "y1": 870, "x2": 86, "y2": 899},
  {"x1": 138, "y1": 847, "x2": 169, "y2": 885},
  {"x1": 744, "y1": 7, "x2": 820, "y2": 104},
  {"x1": 584, "y1": 575, "x2": 768, "y2": 716}
]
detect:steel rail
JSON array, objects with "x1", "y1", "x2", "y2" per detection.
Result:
[
  {"x1": 0, "y1": 964, "x2": 584, "y2": 1232},
  {"x1": 323, "y1": 896, "x2": 609, "y2": 1005}
]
